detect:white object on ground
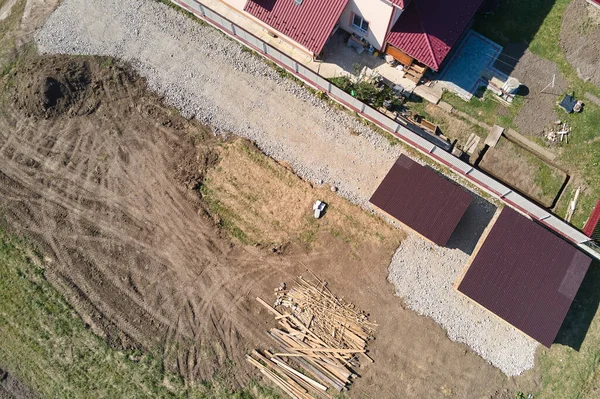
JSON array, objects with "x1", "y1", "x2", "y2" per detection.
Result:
[{"x1": 313, "y1": 200, "x2": 326, "y2": 219}]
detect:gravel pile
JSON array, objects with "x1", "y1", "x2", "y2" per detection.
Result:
[
  {"x1": 388, "y1": 198, "x2": 538, "y2": 376},
  {"x1": 35, "y1": 0, "x2": 401, "y2": 206},
  {"x1": 36, "y1": 0, "x2": 538, "y2": 376}
]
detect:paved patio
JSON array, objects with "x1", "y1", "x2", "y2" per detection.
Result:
[
  {"x1": 436, "y1": 30, "x2": 504, "y2": 100},
  {"x1": 313, "y1": 30, "x2": 417, "y2": 91}
]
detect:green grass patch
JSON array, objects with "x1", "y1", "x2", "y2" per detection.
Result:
[
  {"x1": 441, "y1": 89, "x2": 524, "y2": 129},
  {"x1": 0, "y1": 229, "x2": 282, "y2": 398},
  {"x1": 200, "y1": 183, "x2": 250, "y2": 244},
  {"x1": 0, "y1": 0, "x2": 25, "y2": 70},
  {"x1": 474, "y1": 0, "x2": 600, "y2": 99},
  {"x1": 469, "y1": 0, "x2": 600, "y2": 225}
]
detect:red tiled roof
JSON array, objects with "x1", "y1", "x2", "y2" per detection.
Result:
[
  {"x1": 369, "y1": 155, "x2": 472, "y2": 246},
  {"x1": 386, "y1": 0, "x2": 485, "y2": 70},
  {"x1": 244, "y1": 0, "x2": 349, "y2": 55},
  {"x1": 583, "y1": 199, "x2": 600, "y2": 238},
  {"x1": 458, "y1": 207, "x2": 592, "y2": 347}
]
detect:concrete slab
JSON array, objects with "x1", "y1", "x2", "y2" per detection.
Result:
[
  {"x1": 414, "y1": 85, "x2": 442, "y2": 104},
  {"x1": 465, "y1": 133, "x2": 480, "y2": 155},
  {"x1": 438, "y1": 101, "x2": 454, "y2": 113},
  {"x1": 485, "y1": 125, "x2": 504, "y2": 148}
]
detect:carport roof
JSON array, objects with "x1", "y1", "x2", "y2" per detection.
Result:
[
  {"x1": 457, "y1": 207, "x2": 592, "y2": 347},
  {"x1": 369, "y1": 155, "x2": 472, "y2": 246}
]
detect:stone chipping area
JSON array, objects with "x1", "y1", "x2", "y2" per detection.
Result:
[
  {"x1": 36, "y1": 0, "x2": 537, "y2": 375},
  {"x1": 389, "y1": 198, "x2": 538, "y2": 376}
]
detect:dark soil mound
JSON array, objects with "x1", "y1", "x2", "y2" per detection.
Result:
[{"x1": 12, "y1": 56, "x2": 94, "y2": 118}]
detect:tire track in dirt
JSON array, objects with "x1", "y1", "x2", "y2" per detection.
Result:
[{"x1": 0, "y1": 56, "x2": 293, "y2": 382}]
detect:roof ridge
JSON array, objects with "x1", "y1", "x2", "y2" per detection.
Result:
[{"x1": 412, "y1": 0, "x2": 439, "y2": 70}]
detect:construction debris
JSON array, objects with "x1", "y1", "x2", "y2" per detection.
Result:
[
  {"x1": 250, "y1": 274, "x2": 376, "y2": 398},
  {"x1": 559, "y1": 94, "x2": 584, "y2": 113},
  {"x1": 546, "y1": 122, "x2": 571, "y2": 144},
  {"x1": 565, "y1": 187, "x2": 581, "y2": 223},
  {"x1": 312, "y1": 201, "x2": 327, "y2": 219}
]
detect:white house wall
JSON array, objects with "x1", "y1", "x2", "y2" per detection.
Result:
[{"x1": 339, "y1": 0, "x2": 394, "y2": 50}]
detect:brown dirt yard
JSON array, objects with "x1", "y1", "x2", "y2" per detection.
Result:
[
  {"x1": 561, "y1": 0, "x2": 600, "y2": 87},
  {"x1": 479, "y1": 138, "x2": 567, "y2": 208},
  {"x1": 0, "y1": 54, "x2": 539, "y2": 398}
]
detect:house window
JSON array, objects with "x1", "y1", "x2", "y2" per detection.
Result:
[{"x1": 352, "y1": 13, "x2": 369, "y2": 34}]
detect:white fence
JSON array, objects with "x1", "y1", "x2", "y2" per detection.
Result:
[{"x1": 171, "y1": 0, "x2": 600, "y2": 261}]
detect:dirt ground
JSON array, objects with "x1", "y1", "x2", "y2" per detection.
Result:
[
  {"x1": 0, "y1": 54, "x2": 540, "y2": 398},
  {"x1": 0, "y1": 369, "x2": 37, "y2": 399},
  {"x1": 494, "y1": 45, "x2": 567, "y2": 136},
  {"x1": 561, "y1": 0, "x2": 600, "y2": 87},
  {"x1": 479, "y1": 138, "x2": 567, "y2": 208}
]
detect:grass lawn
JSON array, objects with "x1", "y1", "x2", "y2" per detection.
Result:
[
  {"x1": 0, "y1": 229, "x2": 279, "y2": 399},
  {"x1": 445, "y1": 0, "x2": 600, "y2": 228},
  {"x1": 441, "y1": 89, "x2": 524, "y2": 130}
]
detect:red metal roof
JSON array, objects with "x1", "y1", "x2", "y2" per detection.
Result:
[
  {"x1": 388, "y1": 0, "x2": 408, "y2": 8},
  {"x1": 369, "y1": 155, "x2": 473, "y2": 246},
  {"x1": 583, "y1": 199, "x2": 600, "y2": 238},
  {"x1": 386, "y1": 0, "x2": 485, "y2": 70},
  {"x1": 244, "y1": 0, "x2": 349, "y2": 55},
  {"x1": 458, "y1": 207, "x2": 592, "y2": 347}
]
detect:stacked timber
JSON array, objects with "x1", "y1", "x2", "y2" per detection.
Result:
[{"x1": 249, "y1": 275, "x2": 376, "y2": 399}]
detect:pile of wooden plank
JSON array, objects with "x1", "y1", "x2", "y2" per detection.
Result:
[{"x1": 249, "y1": 275, "x2": 376, "y2": 399}]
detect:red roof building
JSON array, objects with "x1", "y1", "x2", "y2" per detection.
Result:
[
  {"x1": 233, "y1": 0, "x2": 485, "y2": 70},
  {"x1": 457, "y1": 207, "x2": 592, "y2": 347},
  {"x1": 385, "y1": 0, "x2": 485, "y2": 70},
  {"x1": 370, "y1": 155, "x2": 472, "y2": 246},
  {"x1": 583, "y1": 199, "x2": 600, "y2": 239},
  {"x1": 588, "y1": 0, "x2": 600, "y2": 8},
  {"x1": 244, "y1": 0, "x2": 349, "y2": 55}
]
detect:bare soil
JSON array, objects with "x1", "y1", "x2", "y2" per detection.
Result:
[
  {"x1": 508, "y1": 49, "x2": 567, "y2": 136},
  {"x1": 561, "y1": 0, "x2": 600, "y2": 87},
  {"x1": 0, "y1": 369, "x2": 38, "y2": 399},
  {"x1": 0, "y1": 55, "x2": 539, "y2": 397},
  {"x1": 479, "y1": 138, "x2": 567, "y2": 207}
]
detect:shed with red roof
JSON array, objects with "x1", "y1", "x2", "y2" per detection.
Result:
[
  {"x1": 370, "y1": 155, "x2": 473, "y2": 246},
  {"x1": 456, "y1": 207, "x2": 592, "y2": 347}
]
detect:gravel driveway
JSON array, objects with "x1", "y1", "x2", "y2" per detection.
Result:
[{"x1": 36, "y1": 0, "x2": 537, "y2": 375}]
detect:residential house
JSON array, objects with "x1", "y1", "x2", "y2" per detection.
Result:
[{"x1": 218, "y1": 0, "x2": 486, "y2": 74}]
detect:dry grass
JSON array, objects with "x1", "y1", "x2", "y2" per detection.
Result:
[{"x1": 200, "y1": 139, "x2": 403, "y2": 250}]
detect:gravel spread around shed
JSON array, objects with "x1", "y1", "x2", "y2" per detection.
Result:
[
  {"x1": 36, "y1": 0, "x2": 538, "y2": 376},
  {"x1": 388, "y1": 200, "x2": 538, "y2": 376}
]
